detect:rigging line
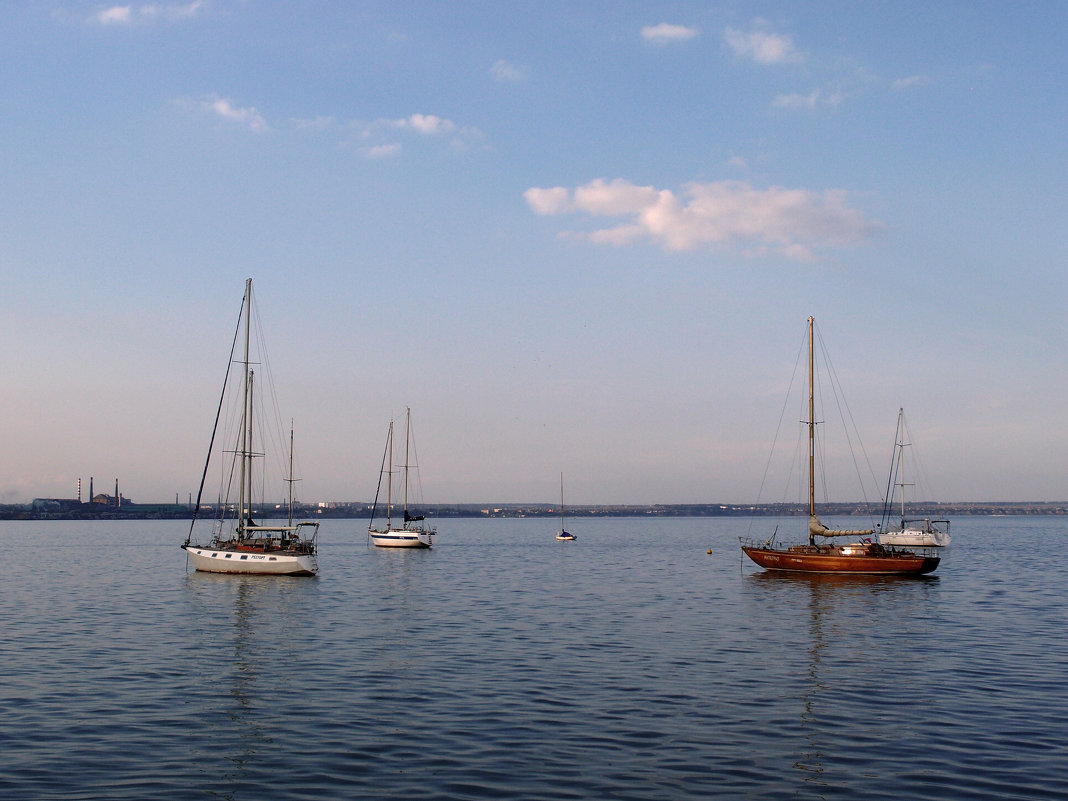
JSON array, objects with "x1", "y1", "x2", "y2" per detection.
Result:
[
  {"x1": 185, "y1": 291, "x2": 245, "y2": 546},
  {"x1": 747, "y1": 326, "x2": 803, "y2": 540},
  {"x1": 813, "y1": 322, "x2": 878, "y2": 524},
  {"x1": 368, "y1": 421, "x2": 392, "y2": 529},
  {"x1": 879, "y1": 412, "x2": 903, "y2": 525}
]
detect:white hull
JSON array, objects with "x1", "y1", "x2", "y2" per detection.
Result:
[
  {"x1": 879, "y1": 528, "x2": 951, "y2": 547},
  {"x1": 182, "y1": 544, "x2": 319, "y2": 575},
  {"x1": 370, "y1": 528, "x2": 433, "y2": 548}
]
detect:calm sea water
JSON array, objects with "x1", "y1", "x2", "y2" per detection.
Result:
[{"x1": 1, "y1": 516, "x2": 1065, "y2": 800}]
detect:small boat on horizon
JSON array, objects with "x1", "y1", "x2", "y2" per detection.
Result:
[
  {"x1": 181, "y1": 278, "x2": 319, "y2": 576},
  {"x1": 368, "y1": 407, "x2": 435, "y2": 548},
  {"x1": 740, "y1": 317, "x2": 940, "y2": 576},
  {"x1": 877, "y1": 407, "x2": 951, "y2": 548},
  {"x1": 555, "y1": 473, "x2": 576, "y2": 541}
]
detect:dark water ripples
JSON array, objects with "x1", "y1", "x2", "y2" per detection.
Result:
[{"x1": 1, "y1": 517, "x2": 1067, "y2": 799}]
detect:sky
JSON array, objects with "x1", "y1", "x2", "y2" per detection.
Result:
[{"x1": 1, "y1": 1, "x2": 1066, "y2": 506}]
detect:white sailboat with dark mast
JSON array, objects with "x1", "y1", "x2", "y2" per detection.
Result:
[
  {"x1": 181, "y1": 278, "x2": 319, "y2": 576},
  {"x1": 877, "y1": 407, "x2": 951, "y2": 547},
  {"x1": 555, "y1": 472, "x2": 576, "y2": 541},
  {"x1": 368, "y1": 407, "x2": 435, "y2": 548}
]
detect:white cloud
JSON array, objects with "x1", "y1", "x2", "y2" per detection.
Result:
[
  {"x1": 491, "y1": 59, "x2": 529, "y2": 82},
  {"x1": 724, "y1": 26, "x2": 801, "y2": 64},
  {"x1": 363, "y1": 113, "x2": 482, "y2": 153},
  {"x1": 523, "y1": 186, "x2": 572, "y2": 216},
  {"x1": 93, "y1": 1, "x2": 204, "y2": 24},
  {"x1": 641, "y1": 23, "x2": 698, "y2": 45},
  {"x1": 362, "y1": 143, "x2": 402, "y2": 160},
  {"x1": 96, "y1": 5, "x2": 132, "y2": 24},
  {"x1": 204, "y1": 96, "x2": 267, "y2": 132},
  {"x1": 524, "y1": 178, "x2": 880, "y2": 258},
  {"x1": 390, "y1": 113, "x2": 457, "y2": 136}
]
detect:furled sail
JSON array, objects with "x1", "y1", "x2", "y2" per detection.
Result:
[{"x1": 809, "y1": 515, "x2": 874, "y2": 539}]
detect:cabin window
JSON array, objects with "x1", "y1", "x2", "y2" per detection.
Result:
[
  {"x1": 210, "y1": 553, "x2": 216, "y2": 558},
  {"x1": 269, "y1": 557, "x2": 277, "y2": 561},
  {"x1": 240, "y1": 555, "x2": 248, "y2": 560},
  {"x1": 225, "y1": 554, "x2": 232, "y2": 558}
]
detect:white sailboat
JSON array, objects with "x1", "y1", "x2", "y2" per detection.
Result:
[
  {"x1": 368, "y1": 408, "x2": 435, "y2": 548},
  {"x1": 877, "y1": 407, "x2": 951, "y2": 547},
  {"x1": 555, "y1": 473, "x2": 576, "y2": 541},
  {"x1": 181, "y1": 278, "x2": 319, "y2": 576}
]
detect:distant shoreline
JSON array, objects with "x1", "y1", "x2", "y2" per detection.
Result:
[{"x1": 4, "y1": 500, "x2": 1068, "y2": 521}]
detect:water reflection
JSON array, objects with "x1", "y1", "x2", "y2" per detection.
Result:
[
  {"x1": 183, "y1": 573, "x2": 305, "y2": 798},
  {"x1": 744, "y1": 571, "x2": 941, "y2": 796}
]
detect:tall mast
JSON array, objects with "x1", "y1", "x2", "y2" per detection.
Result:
[
  {"x1": 896, "y1": 408, "x2": 913, "y2": 522},
  {"x1": 403, "y1": 407, "x2": 411, "y2": 521},
  {"x1": 807, "y1": 316, "x2": 816, "y2": 545},
  {"x1": 560, "y1": 472, "x2": 565, "y2": 531},
  {"x1": 288, "y1": 420, "x2": 295, "y2": 527},
  {"x1": 247, "y1": 370, "x2": 255, "y2": 528},
  {"x1": 237, "y1": 277, "x2": 252, "y2": 537},
  {"x1": 385, "y1": 420, "x2": 394, "y2": 529}
]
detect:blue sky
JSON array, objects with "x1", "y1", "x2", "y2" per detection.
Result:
[{"x1": 2, "y1": 1, "x2": 1066, "y2": 505}]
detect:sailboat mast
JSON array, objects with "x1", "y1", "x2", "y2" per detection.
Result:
[
  {"x1": 808, "y1": 316, "x2": 816, "y2": 522},
  {"x1": 403, "y1": 407, "x2": 411, "y2": 520},
  {"x1": 288, "y1": 421, "x2": 295, "y2": 528},
  {"x1": 237, "y1": 277, "x2": 252, "y2": 537},
  {"x1": 385, "y1": 420, "x2": 394, "y2": 529},
  {"x1": 247, "y1": 370, "x2": 256, "y2": 526},
  {"x1": 560, "y1": 472, "x2": 565, "y2": 530}
]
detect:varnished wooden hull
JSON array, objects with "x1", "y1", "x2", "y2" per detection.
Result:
[{"x1": 742, "y1": 544, "x2": 939, "y2": 575}]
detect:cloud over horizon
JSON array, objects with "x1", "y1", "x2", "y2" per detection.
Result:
[{"x1": 524, "y1": 178, "x2": 880, "y2": 259}]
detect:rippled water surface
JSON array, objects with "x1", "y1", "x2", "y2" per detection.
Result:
[{"x1": 1, "y1": 516, "x2": 1066, "y2": 800}]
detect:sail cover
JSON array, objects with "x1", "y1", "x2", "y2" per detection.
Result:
[{"x1": 809, "y1": 515, "x2": 874, "y2": 539}]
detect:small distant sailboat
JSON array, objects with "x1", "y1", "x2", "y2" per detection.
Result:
[
  {"x1": 368, "y1": 408, "x2": 435, "y2": 548},
  {"x1": 877, "y1": 408, "x2": 951, "y2": 548},
  {"x1": 555, "y1": 473, "x2": 576, "y2": 541},
  {"x1": 182, "y1": 278, "x2": 319, "y2": 576},
  {"x1": 740, "y1": 317, "x2": 940, "y2": 576}
]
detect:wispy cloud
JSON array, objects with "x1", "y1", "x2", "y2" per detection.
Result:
[
  {"x1": 92, "y1": 1, "x2": 205, "y2": 25},
  {"x1": 361, "y1": 143, "x2": 402, "y2": 160},
  {"x1": 202, "y1": 96, "x2": 268, "y2": 132},
  {"x1": 388, "y1": 113, "x2": 457, "y2": 136},
  {"x1": 641, "y1": 23, "x2": 698, "y2": 45},
  {"x1": 892, "y1": 74, "x2": 930, "y2": 91},
  {"x1": 772, "y1": 89, "x2": 844, "y2": 110},
  {"x1": 362, "y1": 113, "x2": 483, "y2": 151},
  {"x1": 724, "y1": 26, "x2": 801, "y2": 65},
  {"x1": 524, "y1": 178, "x2": 880, "y2": 260},
  {"x1": 491, "y1": 59, "x2": 529, "y2": 82}
]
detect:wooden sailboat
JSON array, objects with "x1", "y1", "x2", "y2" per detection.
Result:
[
  {"x1": 368, "y1": 408, "x2": 435, "y2": 548},
  {"x1": 182, "y1": 278, "x2": 319, "y2": 576},
  {"x1": 555, "y1": 472, "x2": 576, "y2": 541},
  {"x1": 740, "y1": 317, "x2": 940, "y2": 575},
  {"x1": 877, "y1": 408, "x2": 951, "y2": 547}
]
